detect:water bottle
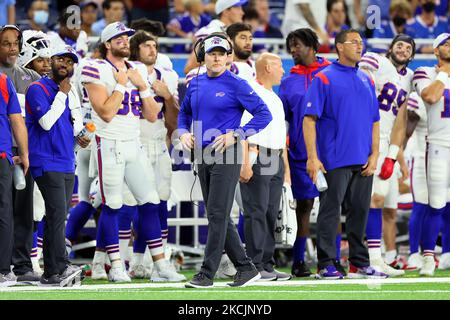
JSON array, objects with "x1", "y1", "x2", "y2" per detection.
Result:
[
  {"x1": 13, "y1": 165, "x2": 26, "y2": 190},
  {"x1": 74, "y1": 122, "x2": 96, "y2": 152},
  {"x1": 315, "y1": 170, "x2": 328, "y2": 192}
]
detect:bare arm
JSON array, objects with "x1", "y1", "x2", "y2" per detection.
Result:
[
  {"x1": 303, "y1": 115, "x2": 325, "y2": 183},
  {"x1": 7, "y1": 5, "x2": 15, "y2": 24},
  {"x1": 9, "y1": 113, "x2": 29, "y2": 174},
  {"x1": 184, "y1": 51, "x2": 201, "y2": 75},
  {"x1": 371, "y1": 121, "x2": 380, "y2": 157},
  {"x1": 282, "y1": 147, "x2": 291, "y2": 185},
  {"x1": 421, "y1": 65, "x2": 450, "y2": 104},
  {"x1": 84, "y1": 83, "x2": 125, "y2": 123},
  {"x1": 353, "y1": 0, "x2": 365, "y2": 25},
  {"x1": 361, "y1": 121, "x2": 379, "y2": 176},
  {"x1": 404, "y1": 110, "x2": 420, "y2": 148},
  {"x1": 298, "y1": 3, "x2": 320, "y2": 31},
  {"x1": 152, "y1": 79, "x2": 179, "y2": 135},
  {"x1": 389, "y1": 102, "x2": 408, "y2": 149}
]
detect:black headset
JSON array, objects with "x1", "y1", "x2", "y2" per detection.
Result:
[
  {"x1": 0, "y1": 25, "x2": 23, "y2": 51},
  {"x1": 194, "y1": 32, "x2": 233, "y2": 63}
]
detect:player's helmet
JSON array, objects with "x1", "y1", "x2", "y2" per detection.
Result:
[{"x1": 18, "y1": 30, "x2": 51, "y2": 68}]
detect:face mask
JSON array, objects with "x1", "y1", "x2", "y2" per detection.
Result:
[
  {"x1": 34, "y1": 10, "x2": 49, "y2": 25},
  {"x1": 393, "y1": 16, "x2": 406, "y2": 27},
  {"x1": 422, "y1": 2, "x2": 436, "y2": 13}
]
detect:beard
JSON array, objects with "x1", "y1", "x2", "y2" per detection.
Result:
[
  {"x1": 390, "y1": 52, "x2": 410, "y2": 67},
  {"x1": 111, "y1": 47, "x2": 130, "y2": 58},
  {"x1": 51, "y1": 65, "x2": 73, "y2": 81},
  {"x1": 234, "y1": 47, "x2": 252, "y2": 60}
]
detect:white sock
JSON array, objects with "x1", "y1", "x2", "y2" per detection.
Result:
[
  {"x1": 109, "y1": 252, "x2": 122, "y2": 269},
  {"x1": 37, "y1": 247, "x2": 43, "y2": 260},
  {"x1": 385, "y1": 250, "x2": 397, "y2": 264},
  {"x1": 93, "y1": 251, "x2": 106, "y2": 265},
  {"x1": 154, "y1": 258, "x2": 167, "y2": 272},
  {"x1": 119, "y1": 236, "x2": 131, "y2": 263},
  {"x1": 144, "y1": 247, "x2": 153, "y2": 266},
  {"x1": 132, "y1": 253, "x2": 144, "y2": 266},
  {"x1": 369, "y1": 247, "x2": 382, "y2": 261}
]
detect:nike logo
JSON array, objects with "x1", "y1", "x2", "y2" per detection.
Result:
[{"x1": 250, "y1": 91, "x2": 254, "y2": 94}]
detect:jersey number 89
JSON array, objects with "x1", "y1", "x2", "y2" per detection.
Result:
[{"x1": 378, "y1": 82, "x2": 407, "y2": 116}]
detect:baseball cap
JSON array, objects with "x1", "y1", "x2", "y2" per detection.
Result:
[
  {"x1": 215, "y1": 0, "x2": 248, "y2": 15},
  {"x1": 52, "y1": 45, "x2": 79, "y2": 63},
  {"x1": 101, "y1": 22, "x2": 135, "y2": 43},
  {"x1": 433, "y1": 33, "x2": 450, "y2": 49},
  {"x1": 204, "y1": 36, "x2": 230, "y2": 53},
  {"x1": 80, "y1": 1, "x2": 98, "y2": 9}
]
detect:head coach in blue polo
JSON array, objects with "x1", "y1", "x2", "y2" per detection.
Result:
[
  {"x1": 178, "y1": 33, "x2": 272, "y2": 288},
  {"x1": 303, "y1": 29, "x2": 388, "y2": 279}
]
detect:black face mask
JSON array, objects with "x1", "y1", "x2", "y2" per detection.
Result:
[
  {"x1": 422, "y1": 2, "x2": 436, "y2": 13},
  {"x1": 393, "y1": 16, "x2": 407, "y2": 27}
]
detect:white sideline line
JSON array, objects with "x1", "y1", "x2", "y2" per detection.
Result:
[
  {"x1": 2, "y1": 290, "x2": 450, "y2": 294},
  {"x1": 2, "y1": 277, "x2": 450, "y2": 292}
]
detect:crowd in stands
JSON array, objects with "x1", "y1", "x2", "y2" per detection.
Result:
[{"x1": 1, "y1": 0, "x2": 448, "y2": 56}]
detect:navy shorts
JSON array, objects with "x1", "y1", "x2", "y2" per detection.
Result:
[{"x1": 289, "y1": 158, "x2": 319, "y2": 201}]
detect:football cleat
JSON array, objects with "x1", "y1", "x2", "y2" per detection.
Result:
[
  {"x1": 347, "y1": 264, "x2": 388, "y2": 279},
  {"x1": 108, "y1": 267, "x2": 131, "y2": 283},
  {"x1": 419, "y1": 256, "x2": 436, "y2": 276},
  {"x1": 405, "y1": 253, "x2": 423, "y2": 270},
  {"x1": 151, "y1": 267, "x2": 186, "y2": 282},
  {"x1": 438, "y1": 252, "x2": 450, "y2": 270},
  {"x1": 370, "y1": 258, "x2": 404, "y2": 277},
  {"x1": 91, "y1": 263, "x2": 108, "y2": 280}
]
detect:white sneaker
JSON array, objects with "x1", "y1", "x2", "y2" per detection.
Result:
[
  {"x1": 152, "y1": 260, "x2": 186, "y2": 282},
  {"x1": 128, "y1": 264, "x2": 151, "y2": 279},
  {"x1": 108, "y1": 267, "x2": 131, "y2": 283},
  {"x1": 215, "y1": 254, "x2": 237, "y2": 279},
  {"x1": 438, "y1": 253, "x2": 450, "y2": 270},
  {"x1": 407, "y1": 252, "x2": 424, "y2": 270},
  {"x1": 420, "y1": 256, "x2": 436, "y2": 276},
  {"x1": 371, "y1": 258, "x2": 405, "y2": 277},
  {"x1": 91, "y1": 263, "x2": 108, "y2": 280}
]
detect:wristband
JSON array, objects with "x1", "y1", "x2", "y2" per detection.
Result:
[
  {"x1": 114, "y1": 84, "x2": 126, "y2": 95},
  {"x1": 140, "y1": 87, "x2": 152, "y2": 99},
  {"x1": 387, "y1": 144, "x2": 400, "y2": 160},
  {"x1": 436, "y1": 72, "x2": 449, "y2": 85}
]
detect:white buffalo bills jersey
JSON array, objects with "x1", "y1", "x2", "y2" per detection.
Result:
[
  {"x1": 413, "y1": 67, "x2": 450, "y2": 148},
  {"x1": 185, "y1": 65, "x2": 207, "y2": 88},
  {"x1": 140, "y1": 67, "x2": 179, "y2": 141},
  {"x1": 74, "y1": 58, "x2": 96, "y2": 124},
  {"x1": 407, "y1": 92, "x2": 428, "y2": 156},
  {"x1": 80, "y1": 59, "x2": 148, "y2": 140},
  {"x1": 230, "y1": 59, "x2": 256, "y2": 82},
  {"x1": 359, "y1": 52, "x2": 408, "y2": 143}
]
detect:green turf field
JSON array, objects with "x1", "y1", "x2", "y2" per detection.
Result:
[{"x1": 1, "y1": 269, "x2": 450, "y2": 300}]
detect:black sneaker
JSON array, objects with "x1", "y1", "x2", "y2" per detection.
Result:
[
  {"x1": 334, "y1": 260, "x2": 347, "y2": 277},
  {"x1": 185, "y1": 272, "x2": 213, "y2": 288},
  {"x1": 16, "y1": 271, "x2": 41, "y2": 285},
  {"x1": 40, "y1": 269, "x2": 82, "y2": 287},
  {"x1": 227, "y1": 269, "x2": 261, "y2": 287},
  {"x1": 291, "y1": 261, "x2": 312, "y2": 277},
  {"x1": 39, "y1": 274, "x2": 64, "y2": 287}
]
